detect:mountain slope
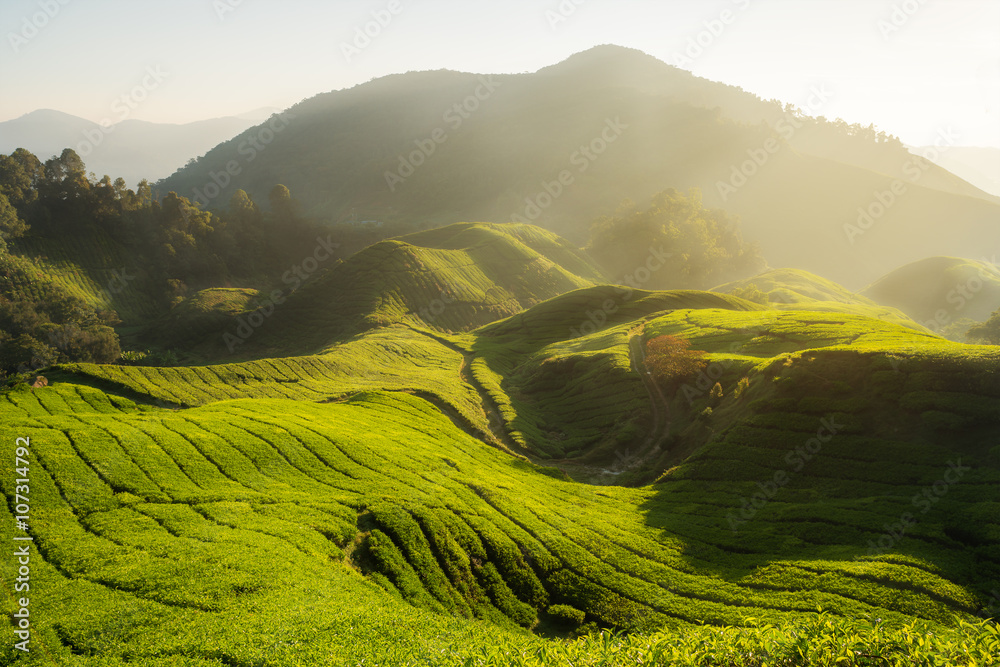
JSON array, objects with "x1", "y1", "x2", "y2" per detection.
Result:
[{"x1": 155, "y1": 46, "x2": 1000, "y2": 287}]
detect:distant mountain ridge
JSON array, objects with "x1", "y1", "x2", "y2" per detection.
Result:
[{"x1": 0, "y1": 108, "x2": 278, "y2": 185}]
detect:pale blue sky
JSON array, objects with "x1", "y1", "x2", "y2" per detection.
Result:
[{"x1": 2, "y1": 0, "x2": 998, "y2": 147}]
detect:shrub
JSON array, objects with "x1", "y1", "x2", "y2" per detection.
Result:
[
  {"x1": 734, "y1": 376, "x2": 750, "y2": 399},
  {"x1": 547, "y1": 604, "x2": 586, "y2": 628}
]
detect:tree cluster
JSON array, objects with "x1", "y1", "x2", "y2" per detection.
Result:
[
  {"x1": 0, "y1": 148, "x2": 322, "y2": 379},
  {"x1": 587, "y1": 188, "x2": 766, "y2": 290}
]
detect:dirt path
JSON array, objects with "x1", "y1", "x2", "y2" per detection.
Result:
[
  {"x1": 628, "y1": 324, "x2": 671, "y2": 454},
  {"x1": 403, "y1": 326, "x2": 523, "y2": 455}
]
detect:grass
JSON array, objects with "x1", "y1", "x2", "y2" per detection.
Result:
[{"x1": 231, "y1": 222, "x2": 607, "y2": 357}]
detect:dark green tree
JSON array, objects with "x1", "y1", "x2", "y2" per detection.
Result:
[
  {"x1": 0, "y1": 192, "x2": 28, "y2": 243},
  {"x1": 967, "y1": 310, "x2": 1000, "y2": 345}
]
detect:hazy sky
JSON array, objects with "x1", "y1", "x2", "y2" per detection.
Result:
[{"x1": 2, "y1": 0, "x2": 998, "y2": 147}]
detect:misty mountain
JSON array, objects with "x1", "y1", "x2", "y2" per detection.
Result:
[
  {"x1": 156, "y1": 45, "x2": 1000, "y2": 288},
  {"x1": 0, "y1": 108, "x2": 277, "y2": 186},
  {"x1": 910, "y1": 146, "x2": 1000, "y2": 198}
]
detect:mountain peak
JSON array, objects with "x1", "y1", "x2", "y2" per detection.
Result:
[
  {"x1": 12, "y1": 108, "x2": 91, "y2": 124},
  {"x1": 538, "y1": 44, "x2": 677, "y2": 75}
]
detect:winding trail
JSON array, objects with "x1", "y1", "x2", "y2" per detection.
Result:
[
  {"x1": 402, "y1": 326, "x2": 523, "y2": 456},
  {"x1": 628, "y1": 323, "x2": 672, "y2": 456}
]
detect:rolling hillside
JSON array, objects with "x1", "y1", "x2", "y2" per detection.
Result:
[
  {"x1": 4, "y1": 269, "x2": 999, "y2": 664},
  {"x1": 156, "y1": 46, "x2": 1000, "y2": 288},
  {"x1": 201, "y1": 222, "x2": 606, "y2": 358},
  {"x1": 861, "y1": 256, "x2": 1000, "y2": 335},
  {"x1": 713, "y1": 268, "x2": 926, "y2": 331},
  {"x1": 11, "y1": 229, "x2": 161, "y2": 325}
]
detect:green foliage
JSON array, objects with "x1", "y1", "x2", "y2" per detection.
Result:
[
  {"x1": 0, "y1": 191, "x2": 27, "y2": 243},
  {"x1": 716, "y1": 268, "x2": 926, "y2": 332},
  {"x1": 0, "y1": 245, "x2": 122, "y2": 376},
  {"x1": 588, "y1": 188, "x2": 766, "y2": 290},
  {"x1": 729, "y1": 282, "x2": 769, "y2": 305},
  {"x1": 968, "y1": 307, "x2": 1000, "y2": 345},
  {"x1": 547, "y1": 604, "x2": 586, "y2": 628}
]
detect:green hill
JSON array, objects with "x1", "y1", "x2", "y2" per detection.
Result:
[
  {"x1": 235, "y1": 222, "x2": 605, "y2": 356},
  {"x1": 156, "y1": 46, "x2": 1000, "y2": 289},
  {"x1": 861, "y1": 256, "x2": 1000, "y2": 337},
  {"x1": 713, "y1": 268, "x2": 927, "y2": 331}
]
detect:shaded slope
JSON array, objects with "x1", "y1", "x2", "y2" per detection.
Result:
[
  {"x1": 251, "y1": 223, "x2": 603, "y2": 355},
  {"x1": 11, "y1": 229, "x2": 160, "y2": 324},
  {"x1": 470, "y1": 288, "x2": 763, "y2": 464},
  {"x1": 861, "y1": 256, "x2": 1000, "y2": 331}
]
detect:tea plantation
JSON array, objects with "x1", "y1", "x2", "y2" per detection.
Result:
[{"x1": 2, "y1": 281, "x2": 999, "y2": 664}]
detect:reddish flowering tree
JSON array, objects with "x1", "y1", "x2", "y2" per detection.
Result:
[{"x1": 645, "y1": 335, "x2": 707, "y2": 389}]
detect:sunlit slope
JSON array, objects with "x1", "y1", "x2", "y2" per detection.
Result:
[
  {"x1": 252, "y1": 223, "x2": 603, "y2": 354},
  {"x1": 470, "y1": 287, "x2": 764, "y2": 461},
  {"x1": 2, "y1": 382, "x2": 998, "y2": 665},
  {"x1": 713, "y1": 268, "x2": 927, "y2": 331},
  {"x1": 861, "y1": 256, "x2": 1000, "y2": 328},
  {"x1": 49, "y1": 327, "x2": 513, "y2": 454}
]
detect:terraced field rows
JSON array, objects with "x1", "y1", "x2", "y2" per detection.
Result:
[
  {"x1": 3, "y1": 381, "x2": 997, "y2": 664},
  {"x1": 14, "y1": 231, "x2": 158, "y2": 323}
]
